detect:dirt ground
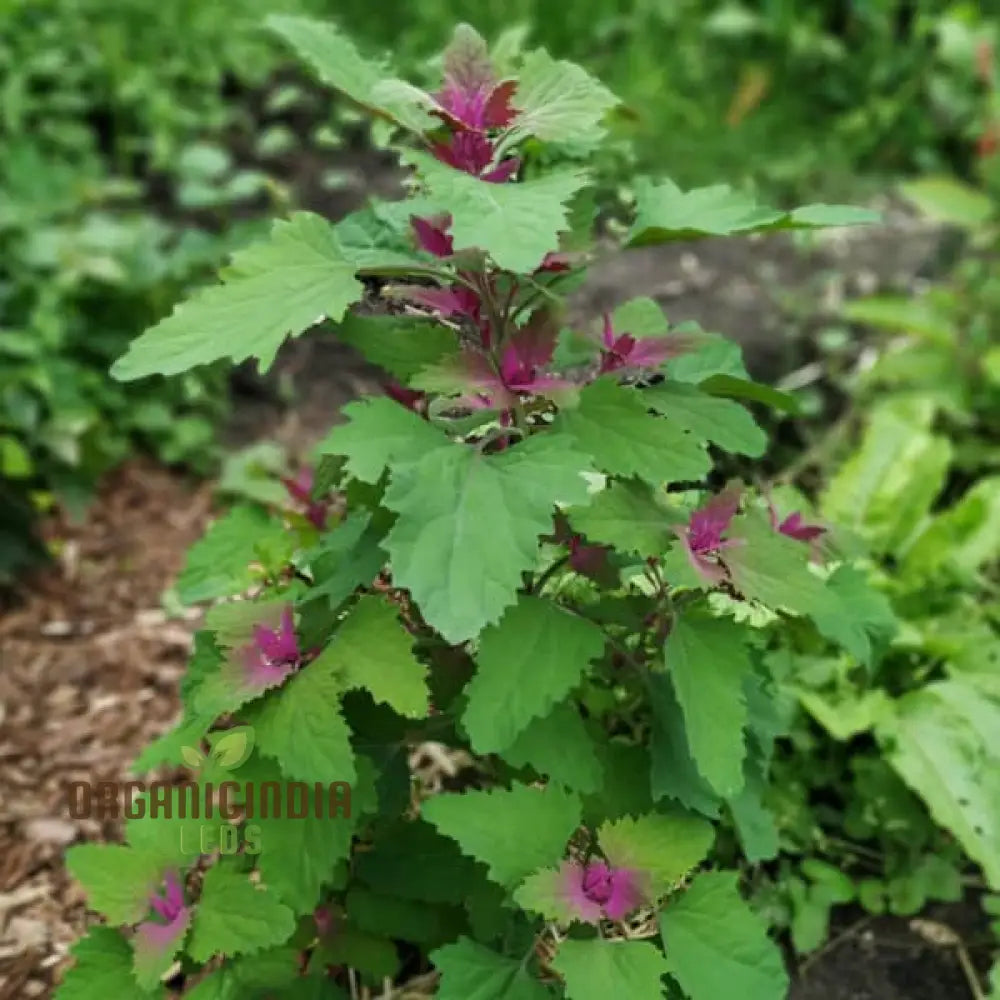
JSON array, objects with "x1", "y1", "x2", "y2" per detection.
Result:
[{"x1": 1, "y1": 134, "x2": 987, "y2": 997}]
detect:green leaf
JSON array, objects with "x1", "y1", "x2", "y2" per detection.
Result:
[
  {"x1": 627, "y1": 177, "x2": 877, "y2": 246},
  {"x1": 64, "y1": 844, "x2": 161, "y2": 925},
  {"x1": 422, "y1": 783, "x2": 581, "y2": 888},
  {"x1": 382, "y1": 434, "x2": 595, "y2": 643},
  {"x1": 462, "y1": 596, "x2": 606, "y2": 753},
  {"x1": 698, "y1": 373, "x2": 800, "y2": 414},
  {"x1": 432, "y1": 938, "x2": 550, "y2": 1000},
  {"x1": 659, "y1": 870, "x2": 789, "y2": 1000},
  {"x1": 508, "y1": 48, "x2": 619, "y2": 146},
  {"x1": 876, "y1": 681, "x2": 1000, "y2": 888},
  {"x1": 552, "y1": 939, "x2": 670, "y2": 1000},
  {"x1": 187, "y1": 864, "x2": 296, "y2": 963},
  {"x1": 554, "y1": 379, "x2": 710, "y2": 486},
  {"x1": 345, "y1": 887, "x2": 465, "y2": 947},
  {"x1": 266, "y1": 16, "x2": 433, "y2": 133},
  {"x1": 598, "y1": 810, "x2": 715, "y2": 894},
  {"x1": 319, "y1": 395, "x2": 447, "y2": 485},
  {"x1": 251, "y1": 659, "x2": 357, "y2": 786},
  {"x1": 567, "y1": 479, "x2": 682, "y2": 557},
  {"x1": 404, "y1": 151, "x2": 589, "y2": 273},
  {"x1": 664, "y1": 613, "x2": 752, "y2": 797},
  {"x1": 312, "y1": 594, "x2": 429, "y2": 718},
  {"x1": 727, "y1": 758, "x2": 780, "y2": 863},
  {"x1": 177, "y1": 506, "x2": 287, "y2": 604},
  {"x1": 648, "y1": 672, "x2": 719, "y2": 816},
  {"x1": 809, "y1": 564, "x2": 897, "y2": 667},
  {"x1": 333, "y1": 314, "x2": 459, "y2": 381},
  {"x1": 821, "y1": 396, "x2": 951, "y2": 553},
  {"x1": 643, "y1": 381, "x2": 766, "y2": 457},
  {"x1": 112, "y1": 213, "x2": 364, "y2": 379},
  {"x1": 899, "y1": 176, "x2": 994, "y2": 228},
  {"x1": 843, "y1": 296, "x2": 956, "y2": 347},
  {"x1": 303, "y1": 510, "x2": 387, "y2": 609},
  {"x1": 500, "y1": 701, "x2": 605, "y2": 793},
  {"x1": 55, "y1": 927, "x2": 161, "y2": 1000}
]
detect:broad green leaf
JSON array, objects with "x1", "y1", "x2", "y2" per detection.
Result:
[
  {"x1": 64, "y1": 844, "x2": 162, "y2": 925},
  {"x1": 664, "y1": 614, "x2": 752, "y2": 797},
  {"x1": 877, "y1": 681, "x2": 1000, "y2": 888},
  {"x1": 345, "y1": 887, "x2": 465, "y2": 947},
  {"x1": 500, "y1": 701, "x2": 605, "y2": 792},
  {"x1": 404, "y1": 151, "x2": 589, "y2": 273},
  {"x1": 598, "y1": 811, "x2": 715, "y2": 894},
  {"x1": 566, "y1": 479, "x2": 682, "y2": 557},
  {"x1": 432, "y1": 938, "x2": 550, "y2": 1000},
  {"x1": 643, "y1": 381, "x2": 766, "y2": 456},
  {"x1": 904, "y1": 477, "x2": 1000, "y2": 579},
  {"x1": 665, "y1": 334, "x2": 749, "y2": 384},
  {"x1": 552, "y1": 939, "x2": 670, "y2": 1000},
  {"x1": 843, "y1": 296, "x2": 956, "y2": 347},
  {"x1": 334, "y1": 200, "x2": 434, "y2": 271},
  {"x1": 611, "y1": 296, "x2": 669, "y2": 335},
  {"x1": 55, "y1": 927, "x2": 161, "y2": 1000},
  {"x1": 727, "y1": 758, "x2": 780, "y2": 863},
  {"x1": 422, "y1": 783, "x2": 581, "y2": 888},
  {"x1": 303, "y1": 510, "x2": 387, "y2": 609},
  {"x1": 250, "y1": 659, "x2": 357, "y2": 786},
  {"x1": 112, "y1": 213, "x2": 364, "y2": 379},
  {"x1": 462, "y1": 596, "x2": 606, "y2": 753},
  {"x1": 176, "y1": 505, "x2": 288, "y2": 605},
  {"x1": 508, "y1": 48, "x2": 619, "y2": 145},
  {"x1": 554, "y1": 379, "x2": 710, "y2": 486},
  {"x1": 808, "y1": 564, "x2": 897, "y2": 667},
  {"x1": 187, "y1": 865, "x2": 296, "y2": 962},
  {"x1": 796, "y1": 688, "x2": 893, "y2": 741},
  {"x1": 627, "y1": 177, "x2": 877, "y2": 246},
  {"x1": 382, "y1": 434, "x2": 595, "y2": 643},
  {"x1": 660, "y1": 870, "x2": 789, "y2": 1000},
  {"x1": 315, "y1": 926, "x2": 399, "y2": 984},
  {"x1": 333, "y1": 314, "x2": 459, "y2": 381},
  {"x1": 648, "y1": 673, "x2": 719, "y2": 816},
  {"x1": 266, "y1": 16, "x2": 433, "y2": 133},
  {"x1": 582, "y1": 742, "x2": 654, "y2": 826},
  {"x1": 312, "y1": 594, "x2": 429, "y2": 718},
  {"x1": 319, "y1": 395, "x2": 447, "y2": 484},
  {"x1": 821, "y1": 397, "x2": 951, "y2": 553},
  {"x1": 899, "y1": 176, "x2": 994, "y2": 228}
]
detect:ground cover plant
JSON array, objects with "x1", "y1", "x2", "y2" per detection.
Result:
[{"x1": 52, "y1": 19, "x2": 937, "y2": 999}]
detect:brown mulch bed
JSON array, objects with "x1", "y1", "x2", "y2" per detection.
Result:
[{"x1": 0, "y1": 460, "x2": 212, "y2": 998}]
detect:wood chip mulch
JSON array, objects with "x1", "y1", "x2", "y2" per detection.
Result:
[{"x1": 0, "y1": 460, "x2": 213, "y2": 999}]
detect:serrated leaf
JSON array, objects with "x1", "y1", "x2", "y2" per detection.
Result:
[
  {"x1": 643, "y1": 381, "x2": 766, "y2": 456},
  {"x1": 422, "y1": 783, "x2": 581, "y2": 888},
  {"x1": 554, "y1": 379, "x2": 710, "y2": 486},
  {"x1": 432, "y1": 938, "x2": 550, "y2": 1000},
  {"x1": 55, "y1": 927, "x2": 161, "y2": 1000},
  {"x1": 877, "y1": 681, "x2": 1000, "y2": 888},
  {"x1": 627, "y1": 178, "x2": 877, "y2": 246},
  {"x1": 567, "y1": 479, "x2": 682, "y2": 557},
  {"x1": 303, "y1": 510, "x2": 387, "y2": 609},
  {"x1": 727, "y1": 758, "x2": 780, "y2": 863},
  {"x1": 462, "y1": 596, "x2": 605, "y2": 753},
  {"x1": 383, "y1": 434, "x2": 595, "y2": 643},
  {"x1": 319, "y1": 395, "x2": 447, "y2": 485},
  {"x1": 187, "y1": 865, "x2": 296, "y2": 963},
  {"x1": 648, "y1": 672, "x2": 719, "y2": 817},
  {"x1": 333, "y1": 314, "x2": 459, "y2": 381},
  {"x1": 345, "y1": 887, "x2": 465, "y2": 947},
  {"x1": 64, "y1": 844, "x2": 162, "y2": 925},
  {"x1": 664, "y1": 614, "x2": 751, "y2": 797},
  {"x1": 599, "y1": 810, "x2": 714, "y2": 894},
  {"x1": 659, "y1": 870, "x2": 789, "y2": 1000},
  {"x1": 312, "y1": 595, "x2": 428, "y2": 717},
  {"x1": 500, "y1": 701, "x2": 604, "y2": 792},
  {"x1": 405, "y1": 151, "x2": 589, "y2": 273},
  {"x1": 113, "y1": 213, "x2": 364, "y2": 379},
  {"x1": 266, "y1": 16, "x2": 432, "y2": 134},
  {"x1": 508, "y1": 48, "x2": 619, "y2": 146},
  {"x1": 250, "y1": 659, "x2": 357, "y2": 786},
  {"x1": 552, "y1": 939, "x2": 670, "y2": 1000}
]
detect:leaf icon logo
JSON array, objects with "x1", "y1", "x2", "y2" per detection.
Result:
[
  {"x1": 209, "y1": 726, "x2": 255, "y2": 770},
  {"x1": 180, "y1": 745, "x2": 207, "y2": 769}
]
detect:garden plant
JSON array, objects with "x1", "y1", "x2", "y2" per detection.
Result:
[{"x1": 56, "y1": 18, "x2": 997, "y2": 1000}]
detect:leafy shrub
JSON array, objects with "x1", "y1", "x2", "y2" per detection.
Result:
[{"x1": 55, "y1": 20, "x2": 909, "y2": 999}]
